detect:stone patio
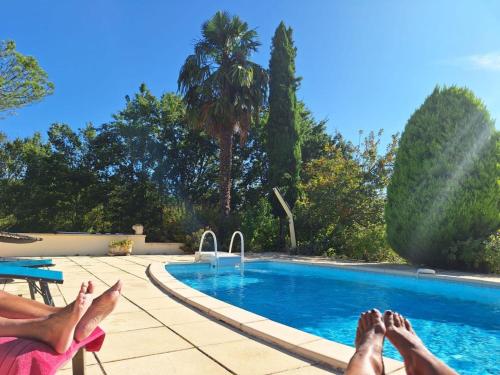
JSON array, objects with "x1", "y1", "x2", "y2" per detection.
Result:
[{"x1": 2, "y1": 255, "x2": 339, "y2": 375}]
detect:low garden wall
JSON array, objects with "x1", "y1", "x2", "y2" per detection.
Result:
[{"x1": 0, "y1": 233, "x2": 184, "y2": 257}]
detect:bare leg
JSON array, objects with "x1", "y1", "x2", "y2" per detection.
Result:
[
  {"x1": 0, "y1": 290, "x2": 59, "y2": 318},
  {"x1": 74, "y1": 280, "x2": 122, "y2": 341},
  {"x1": 0, "y1": 281, "x2": 95, "y2": 319},
  {"x1": 0, "y1": 283, "x2": 93, "y2": 353},
  {"x1": 345, "y1": 309, "x2": 386, "y2": 375},
  {"x1": 384, "y1": 311, "x2": 458, "y2": 375}
]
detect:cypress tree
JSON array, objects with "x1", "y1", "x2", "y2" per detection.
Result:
[
  {"x1": 386, "y1": 86, "x2": 499, "y2": 268},
  {"x1": 267, "y1": 22, "x2": 301, "y2": 248}
]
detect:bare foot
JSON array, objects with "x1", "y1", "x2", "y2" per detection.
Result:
[
  {"x1": 74, "y1": 280, "x2": 122, "y2": 341},
  {"x1": 40, "y1": 283, "x2": 93, "y2": 353},
  {"x1": 384, "y1": 311, "x2": 458, "y2": 375},
  {"x1": 345, "y1": 309, "x2": 386, "y2": 375}
]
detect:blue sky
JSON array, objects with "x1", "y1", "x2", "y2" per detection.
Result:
[{"x1": 1, "y1": 0, "x2": 499, "y2": 147}]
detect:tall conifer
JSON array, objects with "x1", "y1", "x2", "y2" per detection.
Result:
[{"x1": 267, "y1": 22, "x2": 301, "y2": 247}]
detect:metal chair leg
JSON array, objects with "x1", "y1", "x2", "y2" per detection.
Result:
[
  {"x1": 40, "y1": 281, "x2": 54, "y2": 306},
  {"x1": 28, "y1": 280, "x2": 36, "y2": 300},
  {"x1": 72, "y1": 348, "x2": 86, "y2": 375}
]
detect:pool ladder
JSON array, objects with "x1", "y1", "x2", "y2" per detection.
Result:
[{"x1": 198, "y1": 230, "x2": 244, "y2": 268}]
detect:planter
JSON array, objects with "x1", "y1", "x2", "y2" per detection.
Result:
[{"x1": 108, "y1": 239, "x2": 133, "y2": 256}]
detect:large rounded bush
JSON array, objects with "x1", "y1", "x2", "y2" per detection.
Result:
[{"x1": 386, "y1": 86, "x2": 499, "y2": 268}]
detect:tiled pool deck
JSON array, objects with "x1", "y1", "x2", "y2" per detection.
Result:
[
  {"x1": 3, "y1": 255, "x2": 341, "y2": 375},
  {"x1": 2, "y1": 254, "x2": 497, "y2": 374}
]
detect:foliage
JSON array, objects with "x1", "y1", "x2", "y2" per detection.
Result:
[
  {"x1": 109, "y1": 239, "x2": 133, "y2": 247},
  {"x1": 240, "y1": 198, "x2": 278, "y2": 252},
  {"x1": 295, "y1": 131, "x2": 398, "y2": 261},
  {"x1": 386, "y1": 86, "x2": 499, "y2": 270},
  {"x1": 341, "y1": 223, "x2": 402, "y2": 262},
  {"x1": 178, "y1": 11, "x2": 268, "y2": 216},
  {"x1": 441, "y1": 230, "x2": 500, "y2": 273},
  {"x1": 267, "y1": 22, "x2": 301, "y2": 217},
  {"x1": 482, "y1": 230, "x2": 500, "y2": 273},
  {"x1": 0, "y1": 40, "x2": 54, "y2": 116},
  {"x1": 0, "y1": 84, "x2": 272, "y2": 243},
  {"x1": 108, "y1": 239, "x2": 133, "y2": 256},
  {"x1": 182, "y1": 227, "x2": 210, "y2": 253},
  {"x1": 0, "y1": 214, "x2": 16, "y2": 230},
  {"x1": 162, "y1": 202, "x2": 194, "y2": 243},
  {"x1": 82, "y1": 204, "x2": 112, "y2": 233}
]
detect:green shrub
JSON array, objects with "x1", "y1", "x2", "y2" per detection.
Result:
[
  {"x1": 442, "y1": 230, "x2": 500, "y2": 273},
  {"x1": 162, "y1": 202, "x2": 195, "y2": 242},
  {"x1": 0, "y1": 214, "x2": 16, "y2": 230},
  {"x1": 483, "y1": 230, "x2": 500, "y2": 273},
  {"x1": 182, "y1": 227, "x2": 211, "y2": 253},
  {"x1": 83, "y1": 205, "x2": 111, "y2": 233},
  {"x1": 386, "y1": 86, "x2": 499, "y2": 269},
  {"x1": 324, "y1": 247, "x2": 336, "y2": 258},
  {"x1": 293, "y1": 138, "x2": 398, "y2": 262},
  {"x1": 342, "y1": 223, "x2": 403, "y2": 262},
  {"x1": 240, "y1": 198, "x2": 278, "y2": 252},
  {"x1": 162, "y1": 202, "x2": 224, "y2": 247}
]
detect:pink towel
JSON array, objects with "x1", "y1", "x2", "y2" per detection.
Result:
[{"x1": 0, "y1": 327, "x2": 105, "y2": 375}]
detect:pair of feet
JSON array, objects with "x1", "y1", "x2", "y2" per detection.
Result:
[
  {"x1": 348, "y1": 309, "x2": 457, "y2": 375},
  {"x1": 39, "y1": 280, "x2": 122, "y2": 354}
]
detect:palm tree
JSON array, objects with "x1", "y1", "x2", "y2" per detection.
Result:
[{"x1": 178, "y1": 11, "x2": 268, "y2": 216}]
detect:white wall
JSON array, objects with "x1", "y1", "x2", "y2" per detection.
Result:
[{"x1": 0, "y1": 233, "x2": 184, "y2": 257}]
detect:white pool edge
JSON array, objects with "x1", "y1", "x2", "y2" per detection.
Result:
[{"x1": 148, "y1": 261, "x2": 407, "y2": 374}]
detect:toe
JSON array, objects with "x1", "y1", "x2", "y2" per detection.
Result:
[
  {"x1": 368, "y1": 309, "x2": 376, "y2": 325},
  {"x1": 404, "y1": 318, "x2": 414, "y2": 333},
  {"x1": 397, "y1": 313, "x2": 405, "y2": 327},
  {"x1": 87, "y1": 281, "x2": 94, "y2": 294},
  {"x1": 359, "y1": 313, "x2": 366, "y2": 330},
  {"x1": 110, "y1": 280, "x2": 123, "y2": 293},
  {"x1": 371, "y1": 308, "x2": 382, "y2": 319},
  {"x1": 80, "y1": 282, "x2": 88, "y2": 294},
  {"x1": 384, "y1": 310, "x2": 395, "y2": 327},
  {"x1": 362, "y1": 311, "x2": 371, "y2": 328},
  {"x1": 393, "y1": 313, "x2": 402, "y2": 327}
]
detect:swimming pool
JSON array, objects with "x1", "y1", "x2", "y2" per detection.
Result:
[{"x1": 167, "y1": 260, "x2": 500, "y2": 374}]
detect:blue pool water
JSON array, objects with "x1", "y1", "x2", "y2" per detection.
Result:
[{"x1": 167, "y1": 261, "x2": 500, "y2": 375}]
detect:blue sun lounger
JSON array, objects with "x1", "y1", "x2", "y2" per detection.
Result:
[
  {"x1": 0, "y1": 265, "x2": 63, "y2": 306},
  {"x1": 0, "y1": 258, "x2": 54, "y2": 268}
]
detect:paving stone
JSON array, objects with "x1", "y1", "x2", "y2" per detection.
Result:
[
  {"x1": 97, "y1": 327, "x2": 192, "y2": 363},
  {"x1": 102, "y1": 348, "x2": 231, "y2": 375}
]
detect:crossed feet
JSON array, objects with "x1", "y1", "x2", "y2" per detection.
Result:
[
  {"x1": 36, "y1": 280, "x2": 122, "y2": 353},
  {"x1": 345, "y1": 309, "x2": 458, "y2": 375}
]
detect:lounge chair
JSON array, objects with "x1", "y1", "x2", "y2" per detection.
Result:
[
  {"x1": 0, "y1": 258, "x2": 54, "y2": 268},
  {"x1": 0, "y1": 265, "x2": 63, "y2": 306},
  {"x1": 0, "y1": 231, "x2": 42, "y2": 244},
  {"x1": 0, "y1": 327, "x2": 105, "y2": 375}
]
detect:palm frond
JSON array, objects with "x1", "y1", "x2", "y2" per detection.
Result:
[{"x1": 178, "y1": 11, "x2": 267, "y2": 145}]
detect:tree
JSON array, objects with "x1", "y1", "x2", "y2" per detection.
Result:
[
  {"x1": 266, "y1": 22, "x2": 301, "y2": 248},
  {"x1": 296, "y1": 131, "x2": 398, "y2": 261},
  {"x1": 386, "y1": 86, "x2": 499, "y2": 269},
  {"x1": 0, "y1": 40, "x2": 54, "y2": 116},
  {"x1": 92, "y1": 84, "x2": 219, "y2": 204},
  {"x1": 178, "y1": 11, "x2": 268, "y2": 216}
]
